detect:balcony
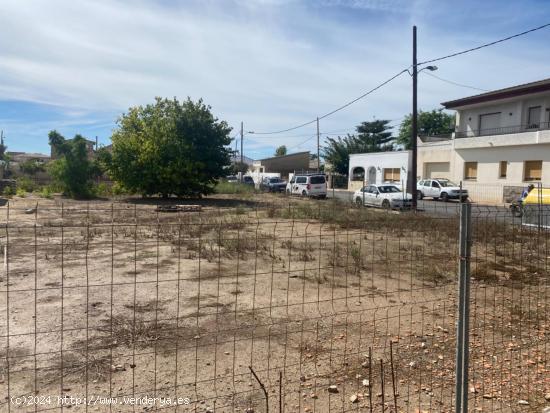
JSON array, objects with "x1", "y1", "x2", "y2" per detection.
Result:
[
  {"x1": 453, "y1": 121, "x2": 550, "y2": 150},
  {"x1": 455, "y1": 121, "x2": 550, "y2": 138}
]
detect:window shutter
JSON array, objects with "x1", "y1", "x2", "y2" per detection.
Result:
[
  {"x1": 524, "y1": 161, "x2": 542, "y2": 181},
  {"x1": 464, "y1": 162, "x2": 477, "y2": 179}
]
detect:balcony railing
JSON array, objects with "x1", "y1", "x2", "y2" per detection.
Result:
[{"x1": 455, "y1": 121, "x2": 550, "y2": 138}]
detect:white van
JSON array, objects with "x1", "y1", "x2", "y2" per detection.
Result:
[{"x1": 286, "y1": 174, "x2": 327, "y2": 198}]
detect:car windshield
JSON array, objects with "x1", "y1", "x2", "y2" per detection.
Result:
[
  {"x1": 438, "y1": 180, "x2": 457, "y2": 187},
  {"x1": 309, "y1": 176, "x2": 325, "y2": 184},
  {"x1": 269, "y1": 178, "x2": 281, "y2": 183},
  {"x1": 378, "y1": 185, "x2": 401, "y2": 193}
]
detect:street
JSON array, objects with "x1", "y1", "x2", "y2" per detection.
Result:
[{"x1": 326, "y1": 189, "x2": 515, "y2": 220}]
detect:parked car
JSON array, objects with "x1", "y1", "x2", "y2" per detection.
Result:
[
  {"x1": 242, "y1": 176, "x2": 255, "y2": 186},
  {"x1": 416, "y1": 178, "x2": 468, "y2": 202},
  {"x1": 353, "y1": 184, "x2": 412, "y2": 210},
  {"x1": 225, "y1": 175, "x2": 238, "y2": 183},
  {"x1": 286, "y1": 174, "x2": 327, "y2": 198},
  {"x1": 260, "y1": 176, "x2": 287, "y2": 192}
]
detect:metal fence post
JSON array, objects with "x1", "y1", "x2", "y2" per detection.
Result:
[{"x1": 455, "y1": 202, "x2": 471, "y2": 413}]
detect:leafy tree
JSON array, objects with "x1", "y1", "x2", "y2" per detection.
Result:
[
  {"x1": 354, "y1": 120, "x2": 394, "y2": 152},
  {"x1": 0, "y1": 133, "x2": 6, "y2": 160},
  {"x1": 397, "y1": 109, "x2": 454, "y2": 149},
  {"x1": 322, "y1": 119, "x2": 394, "y2": 175},
  {"x1": 231, "y1": 161, "x2": 249, "y2": 175},
  {"x1": 274, "y1": 145, "x2": 287, "y2": 157},
  {"x1": 107, "y1": 97, "x2": 232, "y2": 198},
  {"x1": 48, "y1": 131, "x2": 99, "y2": 199}
]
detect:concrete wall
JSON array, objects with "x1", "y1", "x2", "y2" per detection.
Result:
[
  {"x1": 417, "y1": 135, "x2": 550, "y2": 204},
  {"x1": 455, "y1": 92, "x2": 550, "y2": 136},
  {"x1": 348, "y1": 151, "x2": 411, "y2": 191}
]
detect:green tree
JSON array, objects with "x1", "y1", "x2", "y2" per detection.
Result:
[
  {"x1": 107, "y1": 97, "x2": 232, "y2": 198},
  {"x1": 322, "y1": 119, "x2": 394, "y2": 175},
  {"x1": 231, "y1": 161, "x2": 249, "y2": 175},
  {"x1": 397, "y1": 109, "x2": 454, "y2": 149},
  {"x1": 48, "y1": 131, "x2": 98, "y2": 199},
  {"x1": 274, "y1": 145, "x2": 287, "y2": 156}
]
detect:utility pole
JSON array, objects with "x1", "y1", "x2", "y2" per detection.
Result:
[
  {"x1": 240, "y1": 121, "x2": 244, "y2": 165},
  {"x1": 411, "y1": 25, "x2": 418, "y2": 211},
  {"x1": 240, "y1": 121, "x2": 244, "y2": 182},
  {"x1": 316, "y1": 117, "x2": 320, "y2": 172}
]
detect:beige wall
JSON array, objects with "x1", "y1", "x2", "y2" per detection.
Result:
[{"x1": 418, "y1": 136, "x2": 550, "y2": 204}]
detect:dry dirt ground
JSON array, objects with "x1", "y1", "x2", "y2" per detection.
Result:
[{"x1": 0, "y1": 194, "x2": 548, "y2": 413}]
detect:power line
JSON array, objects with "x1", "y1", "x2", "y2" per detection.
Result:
[
  {"x1": 418, "y1": 22, "x2": 550, "y2": 65},
  {"x1": 421, "y1": 71, "x2": 489, "y2": 92},
  {"x1": 250, "y1": 69, "x2": 408, "y2": 135},
  {"x1": 286, "y1": 134, "x2": 317, "y2": 151}
]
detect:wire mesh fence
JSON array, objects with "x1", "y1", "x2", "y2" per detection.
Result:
[{"x1": 0, "y1": 195, "x2": 548, "y2": 412}]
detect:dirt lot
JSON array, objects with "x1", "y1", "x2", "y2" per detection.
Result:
[{"x1": 0, "y1": 194, "x2": 548, "y2": 413}]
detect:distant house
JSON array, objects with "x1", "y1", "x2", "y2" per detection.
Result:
[
  {"x1": 417, "y1": 77, "x2": 550, "y2": 202},
  {"x1": 7, "y1": 151, "x2": 51, "y2": 182},
  {"x1": 250, "y1": 151, "x2": 311, "y2": 179},
  {"x1": 7, "y1": 152, "x2": 51, "y2": 164},
  {"x1": 348, "y1": 151, "x2": 411, "y2": 191},
  {"x1": 347, "y1": 78, "x2": 550, "y2": 203}
]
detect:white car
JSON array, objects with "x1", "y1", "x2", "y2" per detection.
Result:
[
  {"x1": 353, "y1": 184, "x2": 412, "y2": 210},
  {"x1": 417, "y1": 178, "x2": 468, "y2": 202},
  {"x1": 286, "y1": 174, "x2": 327, "y2": 198}
]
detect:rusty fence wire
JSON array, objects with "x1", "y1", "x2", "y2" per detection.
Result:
[{"x1": 0, "y1": 197, "x2": 548, "y2": 413}]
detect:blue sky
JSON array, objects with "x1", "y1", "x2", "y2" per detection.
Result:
[{"x1": 0, "y1": 0, "x2": 549, "y2": 159}]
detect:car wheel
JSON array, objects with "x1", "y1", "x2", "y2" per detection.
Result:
[
  {"x1": 440, "y1": 192, "x2": 449, "y2": 202},
  {"x1": 355, "y1": 197, "x2": 363, "y2": 207},
  {"x1": 301, "y1": 190, "x2": 308, "y2": 197},
  {"x1": 382, "y1": 199, "x2": 391, "y2": 210},
  {"x1": 417, "y1": 191, "x2": 424, "y2": 200},
  {"x1": 318, "y1": 195, "x2": 327, "y2": 199}
]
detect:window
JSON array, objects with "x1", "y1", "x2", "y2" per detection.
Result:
[
  {"x1": 479, "y1": 112, "x2": 501, "y2": 136},
  {"x1": 351, "y1": 167, "x2": 365, "y2": 181},
  {"x1": 432, "y1": 181, "x2": 440, "y2": 188},
  {"x1": 524, "y1": 160, "x2": 542, "y2": 181},
  {"x1": 499, "y1": 161, "x2": 508, "y2": 179},
  {"x1": 527, "y1": 106, "x2": 541, "y2": 129},
  {"x1": 383, "y1": 168, "x2": 400, "y2": 182},
  {"x1": 309, "y1": 175, "x2": 325, "y2": 184},
  {"x1": 464, "y1": 162, "x2": 478, "y2": 180},
  {"x1": 296, "y1": 176, "x2": 307, "y2": 184}
]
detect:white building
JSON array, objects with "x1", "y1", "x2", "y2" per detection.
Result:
[
  {"x1": 418, "y1": 77, "x2": 550, "y2": 203},
  {"x1": 348, "y1": 151, "x2": 411, "y2": 191}
]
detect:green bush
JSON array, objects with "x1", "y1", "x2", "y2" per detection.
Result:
[
  {"x1": 16, "y1": 188, "x2": 26, "y2": 197},
  {"x1": 94, "y1": 182, "x2": 111, "y2": 197},
  {"x1": 111, "y1": 182, "x2": 130, "y2": 196},
  {"x1": 215, "y1": 181, "x2": 255, "y2": 195},
  {"x1": 38, "y1": 186, "x2": 53, "y2": 199},
  {"x1": 17, "y1": 176, "x2": 37, "y2": 192},
  {"x1": 48, "y1": 131, "x2": 99, "y2": 199},
  {"x1": 3, "y1": 185, "x2": 14, "y2": 197}
]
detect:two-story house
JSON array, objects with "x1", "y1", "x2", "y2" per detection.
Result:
[{"x1": 418, "y1": 78, "x2": 550, "y2": 203}]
